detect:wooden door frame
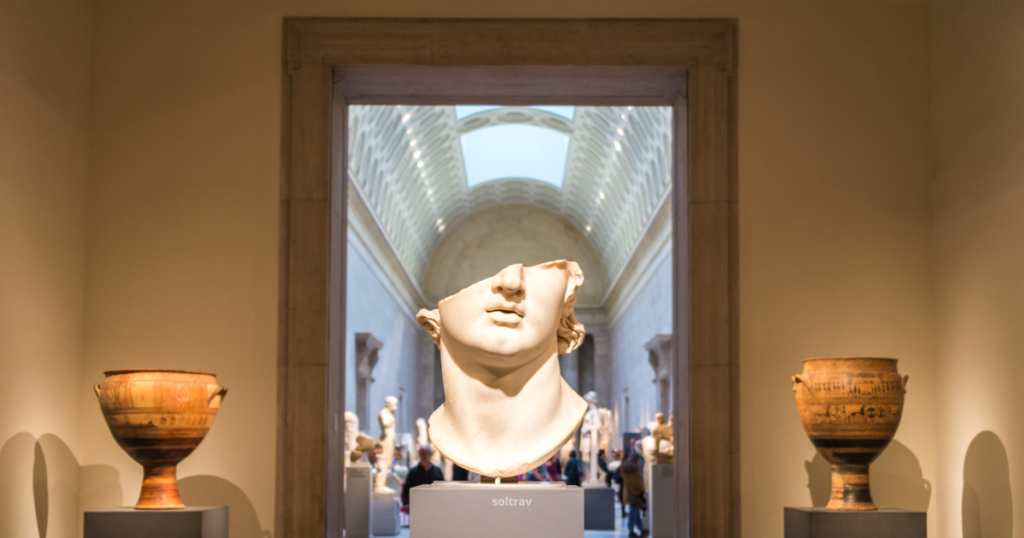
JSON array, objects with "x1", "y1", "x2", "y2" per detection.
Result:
[{"x1": 279, "y1": 18, "x2": 738, "y2": 538}]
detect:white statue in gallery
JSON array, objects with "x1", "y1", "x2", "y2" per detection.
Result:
[
  {"x1": 345, "y1": 411, "x2": 376, "y2": 465},
  {"x1": 416, "y1": 417, "x2": 429, "y2": 447},
  {"x1": 598, "y1": 408, "x2": 613, "y2": 454},
  {"x1": 401, "y1": 432, "x2": 413, "y2": 469},
  {"x1": 343, "y1": 411, "x2": 376, "y2": 491},
  {"x1": 580, "y1": 391, "x2": 603, "y2": 485},
  {"x1": 416, "y1": 261, "x2": 588, "y2": 478},
  {"x1": 374, "y1": 396, "x2": 399, "y2": 493},
  {"x1": 641, "y1": 420, "x2": 658, "y2": 487},
  {"x1": 652, "y1": 413, "x2": 674, "y2": 464},
  {"x1": 345, "y1": 412, "x2": 361, "y2": 467}
]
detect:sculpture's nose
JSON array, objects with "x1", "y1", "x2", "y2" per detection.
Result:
[{"x1": 491, "y1": 264, "x2": 524, "y2": 297}]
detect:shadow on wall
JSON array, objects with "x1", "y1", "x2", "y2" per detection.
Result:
[
  {"x1": 34, "y1": 439, "x2": 48, "y2": 538},
  {"x1": 0, "y1": 434, "x2": 268, "y2": 538},
  {"x1": 805, "y1": 439, "x2": 930, "y2": 510},
  {"x1": 963, "y1": 431, "x2": 1013, "y2": 538},
  {"x1": 79, "y1": 464, "x2": 123, "y2": 513},
  {"x1": 179, "y1": 475, "x2": 271, "y2": 538},
  {"x1": 0, "y1": 432, "x2": 82, "y2": 538}
]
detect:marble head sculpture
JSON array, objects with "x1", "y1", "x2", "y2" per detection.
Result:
[{"x1": 416, "y1": 261, "x2": 588, "y2": 478}]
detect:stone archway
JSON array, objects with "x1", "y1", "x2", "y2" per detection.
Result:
[{"x1": 278, "y1": 18, "x2": 738, "y2": 538}]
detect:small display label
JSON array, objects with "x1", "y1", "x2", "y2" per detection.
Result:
[{"x1": 492, "y1": 497, "x2": 534, "y2": 507}]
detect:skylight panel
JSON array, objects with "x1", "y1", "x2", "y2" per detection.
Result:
[
  {"x1": 455, "y1": 105, "x2": 502, "y2": 119},
  {"x1": 530, "y1": 106, "x2": 575, "y2": 120},
  {"x1": 461, "y1": 124, "x2": 570, "y2": 188},
  {"x1": 455, "y1": 105, "x2": 576, "y2": 121}
]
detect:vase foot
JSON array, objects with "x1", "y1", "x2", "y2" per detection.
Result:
[
  {"x1": 826, "y1": 463, "x2": 877, "y2": 511},
  {"x1": 135, "y1": 464, "x2": 185, "y2": 510}
]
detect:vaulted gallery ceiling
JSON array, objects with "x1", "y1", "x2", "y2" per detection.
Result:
[{"x1": 347, "y1": 104, "x2": 673, "y2": 286}]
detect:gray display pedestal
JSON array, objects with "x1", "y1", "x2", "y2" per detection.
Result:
[
  {"x1": 650, "y1": 463, "x2": 676, "y2": 538},
  {"x1": 410, "y1": 483, "x2": 583, "y2": 538},
  {"x1": 583, "y1": 486, "x2": 615, "y2": 530},
  {"x1": 345, "y1": 464, "x2": 372, "y2": 538},
  {"x1": 372, "y1": 492, "x2": 401, "y2": 536},
  {"x1": 84, "y1": 506, "x2": 228, "y2": 538},
  {"x1": 784, "y1": 507, "x2": 926, "y2": 538}
]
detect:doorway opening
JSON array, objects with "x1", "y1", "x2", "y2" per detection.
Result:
[
  {"x1": 278, "y1": 17, "x2": 737, "y2": 538},
  {"x1": 344, "y1": 103, "x2": 675, "y2": 525}
]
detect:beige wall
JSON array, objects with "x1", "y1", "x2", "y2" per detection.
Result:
[
  {"x1": 0, "y1": 0, "x2": 93, "y2": 536},
  {"x1": 85, "y1": 2, "x2": 937, "y2": 537},
  {"x1": 82, "y1": 1, "x2": 938, "y2": 537},
  {"x1": 77, "y1": 2, "x2": 284, "y2": 536},
  {"x1": 734, "y1": 4, "x2": 939, "y2": 536},
  {"x1": 0, "y1": 0, "x2": 948, "y2": 536},
  {"x1": 930, "y1": 0, "x2": 1024, "y2": 536}
]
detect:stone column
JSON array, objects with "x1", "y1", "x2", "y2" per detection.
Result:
[
  {"x1": 592, "y1": 332, "x2": 612, "y2": 409},
  {"x1": 416, "y1": 332, "x2": 436, "y2": 422},
  {"x1": 560, "y1": 349, "x2": 579, "y2": 393},
  {"x1": 355, "y1": 333, "x2": 383, "y2": 427},
  {"x1": 644, "y1": 334, "x2": 673, "y2": 416}
]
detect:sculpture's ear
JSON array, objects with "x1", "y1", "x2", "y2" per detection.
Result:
[
  {"x1": 557, "y1": 262, "x2": 586, "y2": 354},
  {"x1": 417, "y1": 308, "x2": 441, "y2": 348}
]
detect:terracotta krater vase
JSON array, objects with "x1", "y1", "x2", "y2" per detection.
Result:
[
  {"x1": 94, "y1": 369, "x2": 228, "y2": 509},
  {"x1": 792, "y1": 358, "x2": 907, "y2": 511}
]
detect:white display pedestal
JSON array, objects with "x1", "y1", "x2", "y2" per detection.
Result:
[
  {"x1": 372, "y1": 492, "x2": 401, "y2": 536},
  {"x1": 583, "y1": 485, "x2": 615, "y2": 530},
  {"x1": 345, "y1": 464, "x2": 372, "y2": 538},
  {"x1": 410, "y1": 483, "x2": 583, "y2": 538},
  {"x1": 650, "y1": 464, "x2": 676, "y2": 538}
]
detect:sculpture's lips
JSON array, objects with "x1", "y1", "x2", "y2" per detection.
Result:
[
  {"x1": 485, "y1": 304, "x2": 524, "y2": 317},
  {"x1": 486, "y1": 305, "x2": 524, "y2": 325}
]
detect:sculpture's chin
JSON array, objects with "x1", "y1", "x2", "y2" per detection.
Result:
[
  {"x1": 471, "y1": 354, "x2": 532, "y2": 373},
  {"x1": 428, "y1": 378, "x2": 588, "y2": 478}
]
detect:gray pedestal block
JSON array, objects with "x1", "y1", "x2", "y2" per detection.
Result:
[
  {"x1": 346, "y1": 464, "x2": 372, "y2": 538},
  {"x1": 784, "y1": 507, "x2": 926, "y2": 538},
  {"x1": 372, "y1": 492, "x2": 401, "y2": 536},
  {"x1": 583, "y1": 487, "x2": 615, "y2": 530},
  {"x1": 410, "y1": 484, "x2": 583, "y2": 538},
  {"x1": 650, "y1": 464, "x2": 676, "y2": 538},
  {"x1": 84, "y1": 506, "x2": 228, "y2": 538}
]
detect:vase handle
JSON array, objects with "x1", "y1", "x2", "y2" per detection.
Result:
[
  {"x1": 208, "y1": 385, "x2": 229, "y2": 406},
  {"x1": 93, "y1": 384, "x2": 102, "y2": 400},
  {"x1": 901, "y1": 375, "x2": 909, "y2": 393},
  {"x1": 791, "y1": 375, "x2": 814, "y2": 396}
]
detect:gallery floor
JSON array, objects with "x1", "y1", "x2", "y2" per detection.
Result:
[
  {"x1": 393, "y1": 528, "x2": 631, "y2": 538},
  {"x1": 395, "y1": 501, "x2": 634, "y2": 538},
  {"x1": 393, "y1": 530, "x2": 630, "y2": 538}
]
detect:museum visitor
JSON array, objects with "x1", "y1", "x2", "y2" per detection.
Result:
[
  {"x1": 401, "y1": 446, "x2": 445, "y2": 508},
  {"x1": 621, "y1": 452, "x2": 648, "y2": 538},
  {"x1": 563, "y1": 450, "x2": 583, "y2": 487}
]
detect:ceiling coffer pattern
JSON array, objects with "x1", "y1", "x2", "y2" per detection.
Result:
[{"x1": 348, "y1": 105, "x2": 672, "y2": 283}]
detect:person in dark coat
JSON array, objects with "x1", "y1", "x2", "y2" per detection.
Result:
[
  {"x1": 401, "y1": 446, "x2": 444, "y2": 507},
  {"x1": 452, "y1": 463, "x2": 470, "y2": 481},
  {"x1": 563, "y1": 450, "x2": 582, "y2": 486},
  {"x1": 620, "y1": 452, "x2": 647, "y2": 538}
]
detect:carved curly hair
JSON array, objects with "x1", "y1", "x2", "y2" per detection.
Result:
[{"x1": 556, "y1": 261, "x2": 586, "y2": 354}]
